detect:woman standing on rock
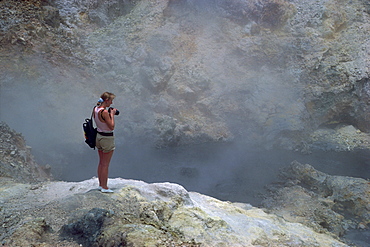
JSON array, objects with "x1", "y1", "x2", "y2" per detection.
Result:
[{"x1": 94, "y1": 92, "x2": 118, "y2": 193}]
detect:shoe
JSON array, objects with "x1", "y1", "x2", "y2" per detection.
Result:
[
  {"x1": 98, "y1": 186, "x2": 102, "y2": 190},
  {"x1": 101, "y1": 188, "x2": 114, "y2": 193}
]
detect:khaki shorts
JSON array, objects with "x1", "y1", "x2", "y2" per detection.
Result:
[{"x1": 96, "y1": 133, "x2": 115, "y2": 153}]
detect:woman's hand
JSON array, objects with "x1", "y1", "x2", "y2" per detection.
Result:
[{"x1": 109, "y1": 107, "x2": 117, "y2": 116}]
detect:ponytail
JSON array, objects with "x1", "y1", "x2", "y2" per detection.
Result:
[
  {"x1": 97, "y1": 97, "x2": 104, "y2": 106},
  {"x1": 97, "y1": 92, "x2": 116, "y2": 106}
]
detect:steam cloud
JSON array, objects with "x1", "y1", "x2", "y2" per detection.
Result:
[{"x1": 0, "y1": 0, "x2": 368, "y2": 206}]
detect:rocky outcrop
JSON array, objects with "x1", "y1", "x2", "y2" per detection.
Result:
[
  {"x1": 306, "y1": 125, "x2": 370, "y2": 152},
  {"x1": 0, "y1": 178, "x2": 350, "y2": 246},
  {"x1": 0, "y1": 122, "x2": 52, "y2": 183},
  {"x1": 262, "y1": 161, "x2": 370, "y2": 238}
]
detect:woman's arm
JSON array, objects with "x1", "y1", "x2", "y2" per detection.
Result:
[{"x1": 101, "y1": 109, "x2": 115, "y2": 130}]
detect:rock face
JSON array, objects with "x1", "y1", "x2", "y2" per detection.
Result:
[
  {"x1": 0, "y1": 122, "x2": 51, "y2": 183},
  {"x1": 304, "y1": 125, "x2": 370, "y2": 152},
  {"x1": 0, "y1": 178, "x2": 351, "y2": 246},
  {"x1": 262, "y1": 161, "x2": 370, "y2": 238},
  {"x1": 0, "y1": 0, "x2": 369, "y2": 150}
]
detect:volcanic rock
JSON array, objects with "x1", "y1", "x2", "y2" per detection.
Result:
[
  {"x1": 0, "y1": 178, "x2": 350, "y2": 246},
  {"x1": 262, "y1": 160, "x2": 370, "y2": 238}
]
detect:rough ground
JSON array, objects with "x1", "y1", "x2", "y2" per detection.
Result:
[{"x1": 1, "y1": 177, "x2": 352, "y2": 246}]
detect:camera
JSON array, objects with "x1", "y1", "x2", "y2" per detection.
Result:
[{"x1": 108, "y1": 107, "x2": 120, "y2": 116}]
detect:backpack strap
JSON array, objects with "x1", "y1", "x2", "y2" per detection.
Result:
[
  {"x1": 100, "y1": 108, "x2": 105, "y2": 121},
  {"x1": 93, "y1": 107, "x2": 106, "y2": 122},
  {"x1": 91, "y1": 106, "x2": 96, "y2": 120}
]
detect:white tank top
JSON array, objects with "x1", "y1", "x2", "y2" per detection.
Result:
[{"x1": 94, "y1": 107, "x2": 113, "y2": 133}]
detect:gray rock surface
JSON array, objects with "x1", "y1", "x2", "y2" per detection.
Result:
[
  {"x1": 262, "y1": 160, "x2": 370, "y2": 238},
  {"x1": 0, "y1": 178, "x2": 350, "y2": 246},
  {"x1": 0, "y1": 122, "x2": 52, "y2": 183},
  {"x1": 0, "y1": 0, "x2": 369, "y2": 150},
  {"x1": 60, "y1": 208, "x2": 113, "y2": 246}
]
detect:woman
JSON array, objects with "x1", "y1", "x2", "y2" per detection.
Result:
[{"x1": 94, "y1": 92, "x2": 118, "y2": 193}]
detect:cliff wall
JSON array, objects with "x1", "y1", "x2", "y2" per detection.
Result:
[{"x1": 0, "y1": 0, "x2": 369, "y2": 150}]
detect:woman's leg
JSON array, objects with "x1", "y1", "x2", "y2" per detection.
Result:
[
  {"x1": 98, "y1": 150, "x2": 114, "y2": 189},
  {"x1": 97, "y1": 150, "x2": 103, "y2": 187}
]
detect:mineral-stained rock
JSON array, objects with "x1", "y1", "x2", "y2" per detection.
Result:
[
  {"x1": 262, "y1": 185, "x2": 346, "y2": 236},
  {"x1": 60, "y1": 208, "x2": 113, "y2": 246},
  {"x1": 305, "y1": 125, "x2": 370, "y2": 152},
  {"x1": 285, "y1": 161, "x2": 370, "y2": 224},
  {"x1": 5, "y1": 217, "x2": 53, "y2": 247},
  {"x1": 263, "y1": 160, "x2": 370, "y2": 237},
  {"x1": 1, "y1": 178, "x2": 349, "y2": 246}
]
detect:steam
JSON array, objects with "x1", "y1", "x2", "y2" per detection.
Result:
[
  {"x1": 0, "y1": 0, "x2": 368, "y2": 207},
  {"x1": 1, "y1": 65, "x2": 90, "y2": 148}
]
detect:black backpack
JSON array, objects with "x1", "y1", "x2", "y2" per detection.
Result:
[{"x1": 83, "y1": 107, "x2": 97, "y2": 149}]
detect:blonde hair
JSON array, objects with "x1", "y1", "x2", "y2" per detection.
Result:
[{"x1": 97, "y1": 92, "x2": 116, "y2": 106}]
